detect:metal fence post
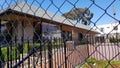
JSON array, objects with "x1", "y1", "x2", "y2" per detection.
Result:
[
  {"x1": 61, "y1": 25, "x2": 67, "y2": 68},
  {"x1": 0, "y1": 19, "x2": 2, "y2": 68},
  {"x1": 48, "y1": 40, "x2": 53, "y2": 68},
  {"x1": 63, "y1": 39, "x2": 67, "y2": 68},
  {"x1": 15, "y1": 36, "x2": 17, "y2": 66},
  {"x1": 27, "y1": 37, "x2": 30, "y2": 68},
  {"x1": 21, "y1": 20, "x2": 24, "y2": 68},
  {"x1": 40, "y1": 21, "x2": 42, "y2": 68},
  {"x1": 33, "y1": 22, "x2": 35, "y2": 68},
  {"x1": 9, "y1": 21, "x2": 13, "y2": 68}
]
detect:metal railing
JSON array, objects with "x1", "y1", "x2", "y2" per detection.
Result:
[{"x1": 0, "y1": 0, "x2": 120, "y2": 68}]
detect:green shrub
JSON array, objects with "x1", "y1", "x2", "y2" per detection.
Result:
[
  {"x1": 81, "y1": 58, "x2": 120, "y2": 68},
  {"x1": 86, "y1": 58, "x2": 97, "y2": 64},
  {"x1": 23, "y1": 43, "x2": 41, "y2": 53},
  {"x1": 1, "y1": 47, "x2": 19, "y2": 62},
  {"x1": 109, "y1": 37, "x2": 120, "y2": 43},
  {"x1": 0, "y1": 42, "x2": 64, "y2": 62},
  {"x1": 0, "y1": 50, "x2": 5, "y2": 62},
  {"x1": 17, "y1": 43, "x2": 24, "y2": 53},
  {"x1": 110, "y1": 60, "x2": 120, "y2": 65},
  {"x1": 23, "y1": 42, "x2": 64, "y2": 53}
]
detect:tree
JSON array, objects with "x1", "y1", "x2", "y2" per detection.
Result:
[{"x1": 62, "y1": 8, "x2": 93, "y2": 25}]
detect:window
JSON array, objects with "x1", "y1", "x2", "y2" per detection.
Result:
[
  {"x1": 42, "y1": 23, "x2": 61, "y2": 39},
  {"x1": 79, "y1": 33, "x2": 83, "y2": 41},
  {"x1": 100, "y1": 28, "x2": 104, "y2": 32},
  {"x1": 62, "y1": 31, "x2": 72, "y2": 41},
  {"x1": 33, "y1": 22, "x2": 61, "y2": 42}
]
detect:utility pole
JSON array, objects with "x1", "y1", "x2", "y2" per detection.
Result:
[{"x1": 112, "y1": 5, "x2": 117, "y2": 38}]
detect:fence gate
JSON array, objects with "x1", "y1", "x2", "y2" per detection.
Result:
[{"x1": 0, "y1": 0, "x2": 120, "y2": 68}]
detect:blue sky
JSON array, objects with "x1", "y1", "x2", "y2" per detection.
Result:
[{"x1": 0, "y1": 0, "x2": 120, "y2": 26}]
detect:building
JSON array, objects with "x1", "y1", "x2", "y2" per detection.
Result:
[
  {"x1": 94, "y1": 22, "x2": 120, "y2": 42},
  {"x1": 0, "y1": 2, "x2": 98, "y2": 44}
]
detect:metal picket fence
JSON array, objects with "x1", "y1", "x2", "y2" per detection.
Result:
[{"x1": 0, "y1": 0, "x2": 120, "y2": 68}]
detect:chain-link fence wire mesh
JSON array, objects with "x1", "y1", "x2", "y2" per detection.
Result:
[{"x1": 0, "y1": 0, "x2": 120, "y2": 68}]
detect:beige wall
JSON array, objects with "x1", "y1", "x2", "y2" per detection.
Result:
[
  {"x1": 24, "y1": 23, "x2": 33, "y2": 42},
  {"x1": 12, "y1": 22, "x2": 34, "y2": 43},
  {"x1": 89, "y1": 44, "x2": 120, "y2": 60},
  {"x1": 72, "y1": 30, "x2": 79, "y2": 42},
  {"x1": 11, "y1": 21, "x2": 96, "y2": 43},
  {"x1": 61, "y1": 24, "x2": 97, "y2": 43}
]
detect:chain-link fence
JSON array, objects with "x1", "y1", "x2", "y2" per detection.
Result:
[{"x1": 0, "y1": 0, "x2": 120, "y2": 68}]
